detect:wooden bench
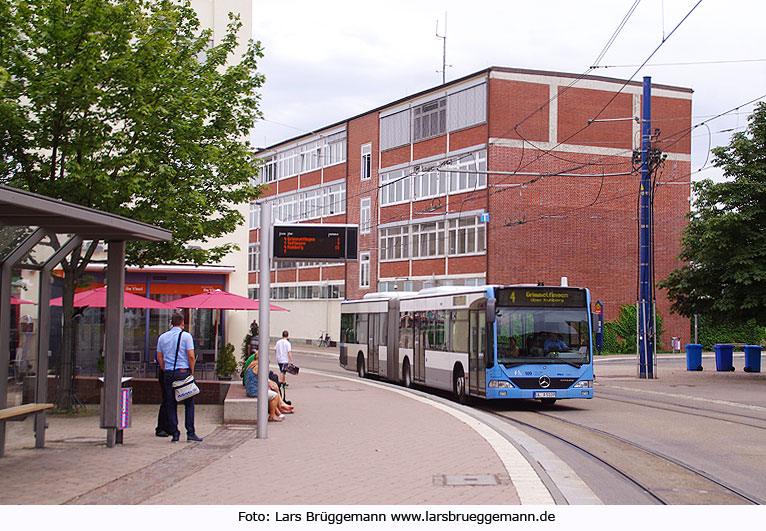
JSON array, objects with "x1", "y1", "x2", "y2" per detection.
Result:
[{"x1": 0, "y1": 403, "x2": 54, "y2": 422}]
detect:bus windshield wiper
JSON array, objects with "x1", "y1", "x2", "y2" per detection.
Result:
[{"x1": 557, "y1": 359, "x2": 583, "y2": 368}]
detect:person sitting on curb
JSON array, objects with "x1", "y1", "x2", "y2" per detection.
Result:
[{"x1": 245, "y1": 351, "x2": 293, "y2": 421}]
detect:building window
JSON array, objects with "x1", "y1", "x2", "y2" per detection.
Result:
[
  {"x1": 361, "y1": 143, "x2": 372, "y2": 181},
  {"x1": 411, "y1": 221, "x2": 445, "y2": 258},
  {"x1": 324, "y1": 183, "x2": 346, "y2": 217},
  {"x1": 379, "y1": 226, "x2": 409, "y2": 261},
  {"x1": 360, "y1": 252, "x2": 370, "y2": 289},
  {"x1": 360, "y1": 197, "x2": 371, "y2": 234},
  {"x1": 248, "y1": 243, "x2": 259, "y2": 272},
  {"x1": 413, "y1": 168, "x2": 446, "y2": 200},
  {"x1": 447, "y1": 83, "x2": 487, "y2": 132},
  {"x1": 249, "y1": 203, "x2": 260, "y2": 229},
  {"x1": 300, "y1": 188, "x2": 323, "y2": 220},
  {"x1": 380, "y1": 109, "x2": 410, "y2": 151},
  {"x1": 380, "y1": 169, "x2": 410, "y2": 206},
  {"x1": 259, "y1": 156, "x2": 277, "y2": 184},
  {"x1": 323, "y1": 132, "x2": 346, "y2": 167},
  {"x1": 448, "y1": 150, "x2": 487, "y2": 194},
  {"x1": 448, "y1": 216, "x2": 486, "y2": 255},
  {"x1": 413, "y1": 98, "x2": 446, "y2": 142}
]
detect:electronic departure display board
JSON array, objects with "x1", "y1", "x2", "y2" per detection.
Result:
[
  {"x1": 496, "y1": 287, "x2": 586, "y2": 308},
  {"x1": 273, "y1": 224, "x2": 358, "y2": 261}
]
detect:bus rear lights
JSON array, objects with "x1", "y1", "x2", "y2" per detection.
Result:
[
  {"x1": 488, "y1": 380, "x2": 514, "y2": 388},
  {"x1": 573, "y1": 380, "x2": 592, "y2": 388}
]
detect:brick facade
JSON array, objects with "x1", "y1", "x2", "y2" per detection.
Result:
[{"x1": 251, "y1": 66, "x2": 693, "y2": 345}]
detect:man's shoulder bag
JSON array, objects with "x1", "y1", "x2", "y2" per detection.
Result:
[{"x1": 171, "y1": 330, "x2": 200, "y2": 402}]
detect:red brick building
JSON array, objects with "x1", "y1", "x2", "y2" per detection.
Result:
[{"x1": 250, "y1": 66, "x2": 692, "y2": 346}]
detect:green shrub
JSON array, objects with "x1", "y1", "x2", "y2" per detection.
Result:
[
  {"x1": 600, "y1": 304, "x2": 665, "y2": 354},
  {"x1": 696, "y1": 317, "x2": 765, "y2": 350},
  {"x1": 215, "y1": 343, "x2": 237, "y2": 378}
]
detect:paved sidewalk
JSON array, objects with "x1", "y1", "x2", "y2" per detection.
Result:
[{"x1": 0, "y1": 366, "x2": 561, "y2": 505}]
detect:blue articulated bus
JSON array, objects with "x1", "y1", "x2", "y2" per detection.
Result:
[{"x1": 340, "y1": 284, "x2": 594, "y2": 405}]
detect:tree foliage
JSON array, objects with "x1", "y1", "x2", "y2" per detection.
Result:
[
  {"x1": 659, "y1": 102, "x2": 766, "y2": 323},
  {"x1": 0, "y1": 0, "x2": 264, "y2": 266},
  {"x1": 0, "y1": 0, "x2": 265, "y2": 409}
]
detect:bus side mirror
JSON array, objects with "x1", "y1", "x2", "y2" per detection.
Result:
[{"x1": 486, "y1": 298, "x2": 496, "y2": 323}]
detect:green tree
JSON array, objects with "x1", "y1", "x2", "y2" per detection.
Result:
[
  {"x1": 659, "y1": 102, "x2": 766, "y2": 324},
  {"x1": 0, "y1": 0, "x2": 265, "y2": 409}
]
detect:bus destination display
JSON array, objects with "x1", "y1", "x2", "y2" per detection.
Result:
[{"x1": 496, "y1": 287, "x2": 586, "y2": 308}]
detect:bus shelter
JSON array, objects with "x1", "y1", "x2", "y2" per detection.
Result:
[{"x1": 0, "y1": 185, "x2": 171, "y2": 456}]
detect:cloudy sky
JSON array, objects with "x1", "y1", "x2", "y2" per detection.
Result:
[{"x1": 249, "y1": 0, "x2": 766, "y2": 182}]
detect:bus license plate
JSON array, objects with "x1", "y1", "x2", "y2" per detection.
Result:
[{"x1": 534, "y1": 392, "x2": 556, "y2": 398}]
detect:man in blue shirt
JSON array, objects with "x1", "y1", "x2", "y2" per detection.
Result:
[
  {"x1": 544, "y1": 332, "x2": 568, "y2": 353},
  {"x1": 157, "y1": 312, "x2": 202, "y2": 442}
]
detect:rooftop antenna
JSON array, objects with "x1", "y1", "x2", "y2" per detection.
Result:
[{"x1": 436, "y1": 13, "x2": 451, "y2": 84}]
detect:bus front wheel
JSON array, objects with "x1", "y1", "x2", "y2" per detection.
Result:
[
  {"x1": 357, "y1": 354, "x2": 366, "y2": 378},
  {"x1": 453, "y1": 366, "x2": 467, "y2": 404}
]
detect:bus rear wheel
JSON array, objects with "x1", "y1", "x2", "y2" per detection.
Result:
[
  {"x1": 402, "y1": 359, "x2": 412, "y2": 388},
  {"x1": 453, "y1": 366, "x2": 467, "y2": 404},
  {"x1": 357, "y1": 354, "x2": 366, "y2": 378}
]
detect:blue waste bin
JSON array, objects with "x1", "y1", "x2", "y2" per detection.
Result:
[
  {"x1": 713, "y1": 344, "x2": 735, "y2": 372},
  {"x1": 743, "y1": 345, "x2": 762, "y2": 373},
  {"x1": 685, "y1": 344, "x2": 703, "y2": 371}
]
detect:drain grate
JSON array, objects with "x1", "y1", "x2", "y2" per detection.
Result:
[{"x1": 435, "y1": 474, "x2": 506, "y2": 487}]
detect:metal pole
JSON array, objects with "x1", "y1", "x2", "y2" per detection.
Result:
[
  {"x1": 694, "y1": 314, "x2": 699, "y2": 344},
  {"x1": 638, "y1": 76, "x2": 655, "y2": 379},
  {"x1": 257, "y1": 200, "x2": 271, "y2": 439},
  {"x1": 101, "y1": 241, "x2": 125, "y2": 447}
]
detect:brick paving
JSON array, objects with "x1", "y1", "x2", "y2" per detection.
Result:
[{"x1": 1, "y1": 368, "x2": 530, "y2": 505}]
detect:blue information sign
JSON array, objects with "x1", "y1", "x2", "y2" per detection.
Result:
[{"x1": 594, "y1": 300, "x2": 603, "y2": 355}]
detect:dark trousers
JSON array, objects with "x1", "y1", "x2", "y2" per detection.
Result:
[
  {"x1": 156, "y1": 368, "x2": 173, "y2": 435},
  {"x1": 163, "y1": 368, "x2": 196, "y2": 436}
]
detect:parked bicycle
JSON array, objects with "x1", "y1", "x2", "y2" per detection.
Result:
[{"x1": 318, "y1": 332, "x2": 331, "y2": 347}]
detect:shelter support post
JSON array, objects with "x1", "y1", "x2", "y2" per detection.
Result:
[
  {"x1": 35, "y1": 236, "x2": 83, "y2": 448},
  {"x1": 0, "y1": 228, "x2": 47, "y2": 458},
  {"x1": 100, "y1": 241, "x2": 125, "y2": 447}
]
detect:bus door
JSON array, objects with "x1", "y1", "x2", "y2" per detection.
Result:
[
  {"x1": 413, "y1": 311, "x2": 426, "y2": 383},
  {"x1": 367, "y1": 313, "x2": 380, "y2": 375},
  {"x1": 469, "y1": 309, "x2": 487, "y2": 396}
]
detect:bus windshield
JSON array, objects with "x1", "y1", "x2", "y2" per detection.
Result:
[{"x1": 495, "y1": 307, "x2": 591, "y2": 367}]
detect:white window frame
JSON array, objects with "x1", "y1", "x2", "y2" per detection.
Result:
[
  {"x1": 380, "y1": 169, "x2": 410, "y2": 206},
  {"x1": 360, "y1": 197, "x2": 371, "y2": 234},
  {"x1": 379, "y1": 225, "x2": 409, "y2": 261},
  {"x1": 413, "y1": 98, "x2": 447, "y2": 142},
  {"x1": 448, "y1": 150, "x2": 487, "y2": 194},
  {"x1": 359, "y1": 252, "x2": 371, "y2": 289},
  {"x1": 248, "y1": 243, "x2": 259, "y2": 272},
  {"x1": 361, "y1": 143, "x2": 372, "y2": 181}
]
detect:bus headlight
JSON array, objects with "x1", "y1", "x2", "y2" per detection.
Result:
[
  {"x1": 488, "y1": 380, "x2": 514, "y2": 388},
  {"x1": 573, "y1": 380, "x2": 592, "y2": 388}
]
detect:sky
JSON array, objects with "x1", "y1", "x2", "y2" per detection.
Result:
[{"x1": 248, "y1": 0, "x2": 766, "y2": 183}]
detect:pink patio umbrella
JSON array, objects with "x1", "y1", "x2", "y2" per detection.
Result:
[
  {"x1": 50, "y1": 286, "x2": 177, "y2": 310},
  {"x1": 10, "y1": 296, "x2": 37, "y2": 305},
  {"x1": 172, "y1": 289, "x2": 289, "y2": 359}
]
